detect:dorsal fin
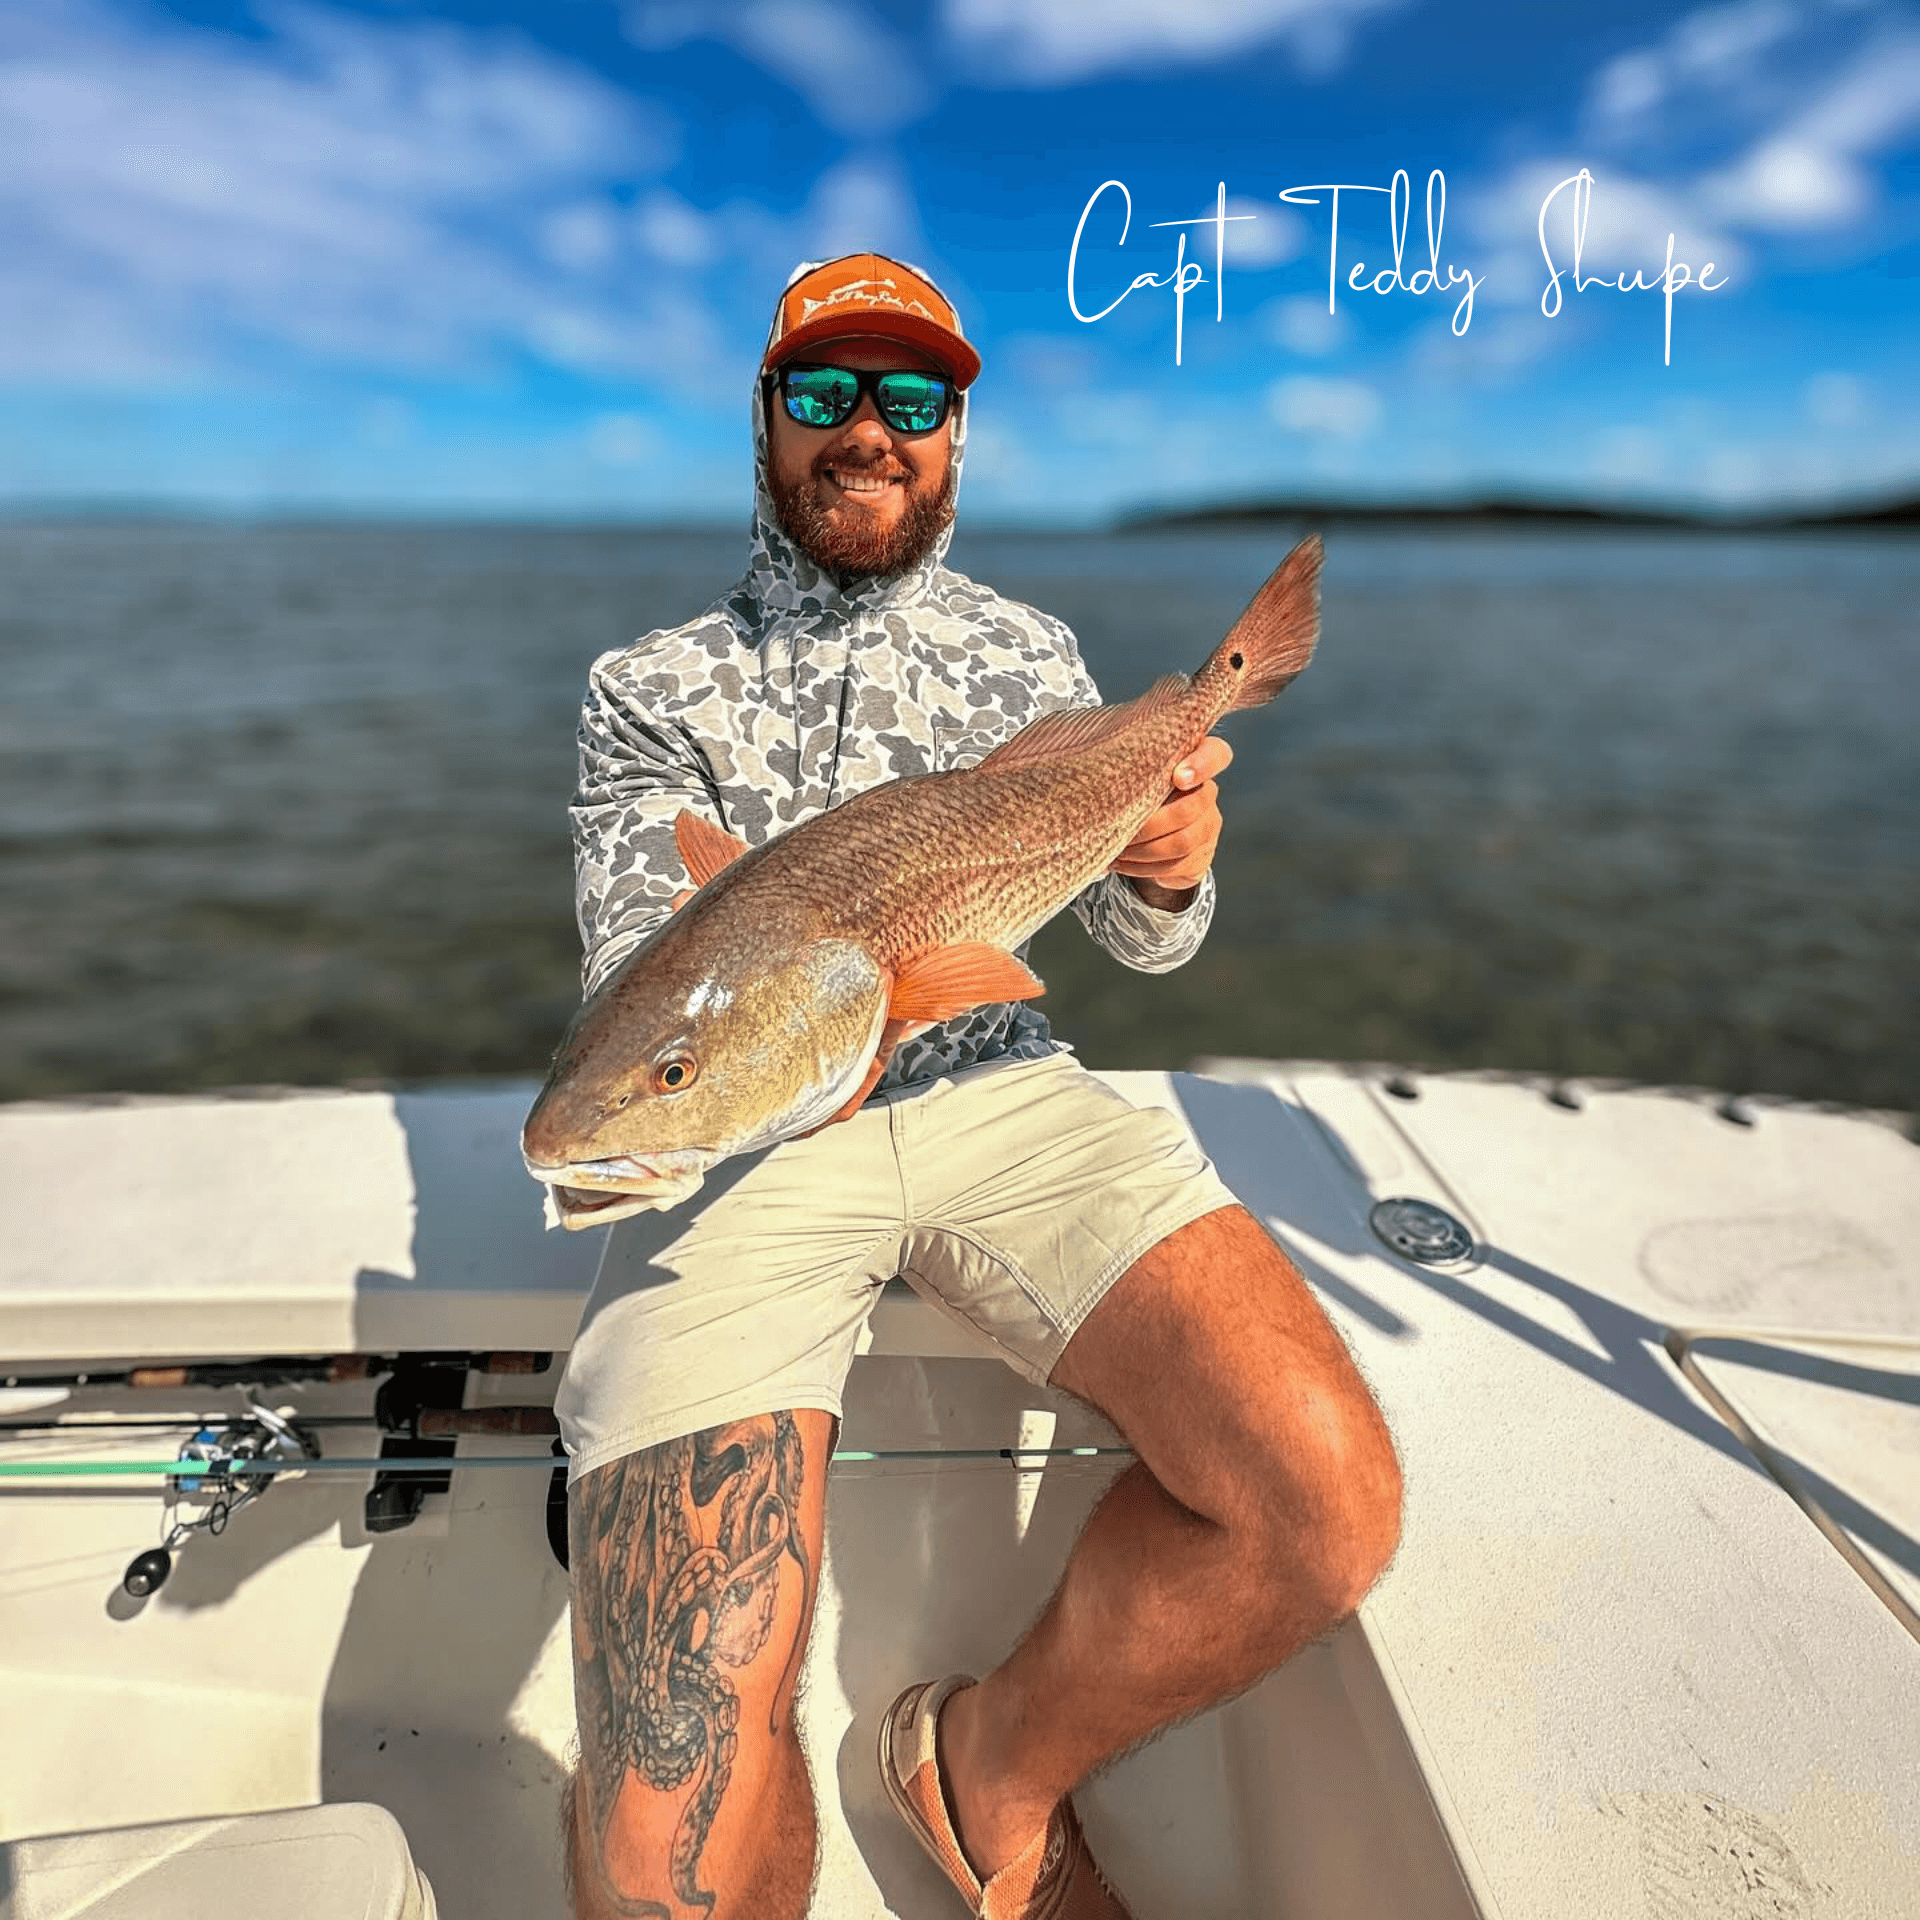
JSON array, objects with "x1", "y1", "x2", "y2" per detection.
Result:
[
  {"x1": 979, "y1": 678, "x2": 1190, "y2": 775},
  {"x1": 674, "y1": 810, "x2": 751, "y2": 890}
]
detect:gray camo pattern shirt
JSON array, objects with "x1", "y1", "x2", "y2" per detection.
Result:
[{"x1": 570, "y1": 274, "x2": 1216, "y2": 1099}]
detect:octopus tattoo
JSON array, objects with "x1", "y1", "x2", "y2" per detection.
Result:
[{"x1": 569, "y1": 1413, "x2": 810, "y2": 1917}]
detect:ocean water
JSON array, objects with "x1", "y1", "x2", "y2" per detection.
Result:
[{"x1": 1, "y1": 520, "x2": 1913, "y2": 1114}]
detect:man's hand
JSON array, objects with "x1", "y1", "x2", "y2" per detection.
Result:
[{"x1": 1109, "y1": 735, "x2": 1233, "y2": 911}]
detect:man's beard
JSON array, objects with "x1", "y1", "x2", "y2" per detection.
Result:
[{"x1": 770, "y1": 454, "x2": 955, "y2": 580}]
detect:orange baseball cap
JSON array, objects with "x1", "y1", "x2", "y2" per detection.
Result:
[{"x1": 763, "y1": 253, "x2": 982, "y2": 390}]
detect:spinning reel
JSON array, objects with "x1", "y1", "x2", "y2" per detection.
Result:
[{"x1": 122, "y1": 1401, "x2": 320, "y2": 1598}]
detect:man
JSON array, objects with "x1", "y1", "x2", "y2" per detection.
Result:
[{"x1": 555, "y1": 253, "x2": 1402, "y2": 1920}]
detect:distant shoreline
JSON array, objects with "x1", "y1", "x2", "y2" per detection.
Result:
[
  {"x1": 1116, "y1": 493, "x2": 1920, "y2": 534},
  {"x1": 2, "y1": 492, "x2": 1916, "y2": 535}
]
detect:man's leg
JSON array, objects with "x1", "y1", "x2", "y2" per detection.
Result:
[
  {"x1": 565, "y1": 1408, "x2": 833, "y2": 1920},
  {"x1": 937, "y1": 1204, "x2": 1403, "y2": 1877}
]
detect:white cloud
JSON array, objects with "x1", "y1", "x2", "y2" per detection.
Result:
[
  {"x1": 1587, "y1": 1, "x2": 1800, "y2": 134},
  {"x1": 529, "y1": 281, "x2": 733, "y2": 386},
  {"x1": 799, "y1": 152, "x2": 927, "y2": 261},
  {"x1": 635, "y1": 187, "x2": 722, "y2": 266},
  {"x1": 0, "y1": 1, "x2": 680, "y2": 383},
  {"x1": 942, "y1": 0, "x2": 1403, "y2": 85},
  {"x1": 1795, "y1": 30, "x2": 1920, "y2": 152},
  {"x1": 1267, "y1": 374, "x2": 1380, "y2": 438},
  {"x1": 625, "y1": 0, "x2": 930, "y2": 134},
  {"x1": 1231, "y1": 198, "x2": 1312, "y2": 268},
  {"x1": 1583, "y1": 6, "x2": 1920, "y2": 238},
  {"x1": 632, "y1": 157, "x2": 928, "y2": 286},
  {"x1": 1702, "y1": 443, "x2": 1772, "y2": 502},
  {"x1": 1699, "y1": 33, "x2": 1920, "y2": 230},
  {"x1": 1671, "y1": 0, "x2": 1799, "y2": 74},
  {"x1": 956, "y1": 417, "x2": 1018, "y2": 489},
  {"x1": 1704, "y1": 138, "x2": 1869, "y2": 228},
  {"x1": 733, "y1": 0, "x2": 932, "y2": 134},
  {"x1": 541, "y1": 201, "x2": 623, "y2": 271},
  {"x1": 1589, "y1": 50, "x2": 1667, "y2": 129}
]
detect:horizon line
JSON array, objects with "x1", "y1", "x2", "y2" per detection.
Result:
[{"x1": 3, "y1": 482, "x2": 1917, "y2": 536}]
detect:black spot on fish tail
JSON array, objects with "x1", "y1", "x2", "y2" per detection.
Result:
[{"x1": 1218, "y1": 534, "x2": 1322, "y2": 712}]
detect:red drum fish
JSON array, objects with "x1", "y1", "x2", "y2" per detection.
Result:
[{"x1": 523, "y1": 534, "x2": 1322, "y2": 1227}]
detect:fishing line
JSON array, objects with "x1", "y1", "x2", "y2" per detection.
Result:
[{"x1": 0, "y1": 1446, "x2": 1134, "y2": 1479}]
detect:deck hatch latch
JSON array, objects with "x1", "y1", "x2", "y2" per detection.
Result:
[{"x1": 1368, "y1": 1197, "x2": 1475, "y2": 1266}]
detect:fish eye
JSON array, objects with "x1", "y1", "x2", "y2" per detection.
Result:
[{"x1": 653, "y1": 1054, "x2": 697, "y2": 1094}]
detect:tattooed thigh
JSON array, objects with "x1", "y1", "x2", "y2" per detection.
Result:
[{"x1": 565, "y1": 1409, "x2": 832, "y2": 1920}]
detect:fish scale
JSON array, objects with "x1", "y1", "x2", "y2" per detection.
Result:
[
  {"x1": 780, "y1": 721, "x2": 1208, "y2": 964},
  {"x1": 523, "y1": 535, "x2": 1323, "y2": 1226}
]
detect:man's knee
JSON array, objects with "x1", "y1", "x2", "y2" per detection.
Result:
[
  {"x1": 1057, "y1": 1202, "x2": 1405, "y2": 1627},
  {"x1": 1241, "y1": 1375, "x2": 1403, "y2": 1624},
  {"x1": 563, "y1": 1736, "x2": 818, "y2": 1920},
  {"x1": 740, "y1": 1732, "x2": 821, "y2": 1919},
  {"x1": 1305, "y1": 1390, "x2": 1403, "y2": 1615}
]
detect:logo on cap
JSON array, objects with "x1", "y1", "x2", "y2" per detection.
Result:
[{"x1": 799, "y1": 275, "x2": 941, "y2": 325}]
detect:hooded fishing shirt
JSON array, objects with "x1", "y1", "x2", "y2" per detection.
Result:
[{"x1": 570, "y1": 274, "x2": 1217, "y2": 1100}]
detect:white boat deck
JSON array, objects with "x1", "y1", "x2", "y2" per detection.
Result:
[{"x1": 2, "y1": 1066, "x2": 1915, "y2": 1917}]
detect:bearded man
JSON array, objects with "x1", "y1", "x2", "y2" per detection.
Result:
[{"x1": 555, "y1": 253, "x2": 1402, "y2": 1920}]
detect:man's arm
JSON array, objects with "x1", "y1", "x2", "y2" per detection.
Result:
[{"x1": 571, "y1": 651, "x2": 725, "y2": 996}]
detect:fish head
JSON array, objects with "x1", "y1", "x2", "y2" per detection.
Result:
[{"x1": 521, "y1": 920, "x2": 889, "y2": 1214}]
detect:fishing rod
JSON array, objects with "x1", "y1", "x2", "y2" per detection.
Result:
[
  {"x1": 1, "y1": 1397, "x2": 1131, "y2": 1598},
  {"x1": 1, "y1": 1447, "x2": 1131, "y2": 1477},
  {"x1": 1, "y1": 1349, "x2": 551, "y2": 1393}
]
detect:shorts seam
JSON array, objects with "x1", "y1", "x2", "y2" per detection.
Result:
[
  {"x1": 890, "y1": 1094, "x2": 915, "y2": 1220},
  {"x1": 894, "y1": 1262, "x2": 1002, "y2": 1361},
  {"x1": 564, "y1": 1385, "x2": 847, "y2": 1487},
  {"x1": 905, "y1": 1242, "x2": 1056, "y2": 1384}
]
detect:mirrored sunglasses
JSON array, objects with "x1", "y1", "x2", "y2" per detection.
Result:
[{"x1": 768, "y1": 362, "x2": 954, "y2": 434}]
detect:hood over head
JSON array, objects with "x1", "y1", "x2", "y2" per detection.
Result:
[{"x1": 747, "y1": 253, "x2": 971, "y2": 618}]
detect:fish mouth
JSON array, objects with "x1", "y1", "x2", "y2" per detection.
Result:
[
  {"x1": 521, "y1": 1146, "x2": 713, "y2": 1192},
  {"x1": 521, "y1": 1147, "x2": 716, "y2": 1231}
]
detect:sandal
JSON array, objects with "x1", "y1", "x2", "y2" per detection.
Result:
[{"x1": 878, "y1": 1676, "x2": 1136, "y2": 1919}]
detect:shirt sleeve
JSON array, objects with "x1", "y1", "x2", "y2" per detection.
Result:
[
  {"x1": 1042, "y1": 614, "x2": 1218, "y2": 975},
  {"x1": 570, "y1": 650, "x2": 720, "y2": 997}
]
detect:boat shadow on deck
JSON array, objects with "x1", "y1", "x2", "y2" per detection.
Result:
[{"x1": 331, "y1": 1069, "x2": 1919, "y2": 1915}]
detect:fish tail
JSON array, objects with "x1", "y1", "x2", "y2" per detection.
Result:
[{"x1": 1207, "y1": 533, "x2": 1323, "y2": 714}]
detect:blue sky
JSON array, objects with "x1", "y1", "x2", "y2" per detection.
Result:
[{"x1": 3, "y1": 0, "x2": 1917, "y2": 521}]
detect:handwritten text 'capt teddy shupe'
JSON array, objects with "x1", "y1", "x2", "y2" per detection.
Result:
[{"x1": 1069, "y1": 170, "x2": 1728, "y2": 368}]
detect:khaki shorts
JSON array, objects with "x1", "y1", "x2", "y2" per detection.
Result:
[{"x1": 554, "y1": 1051, "x2": 1238, "y2": 1484}]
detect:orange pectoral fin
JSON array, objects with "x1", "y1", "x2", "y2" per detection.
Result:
[
  {"x1": 888, "y1": 944, "x2": 1045, "y2": 1025},
  {"x1": 674, "y1": 810, "x2": 752, "y2": 890}
]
